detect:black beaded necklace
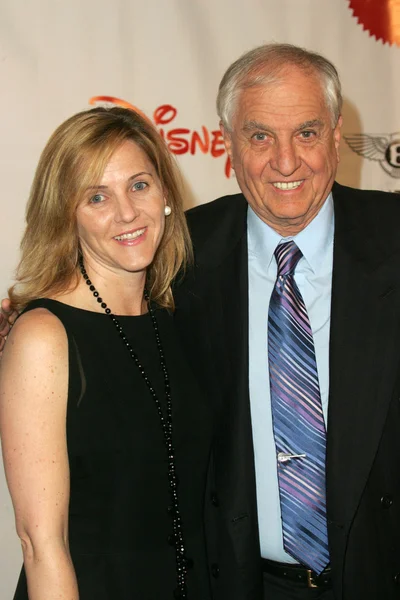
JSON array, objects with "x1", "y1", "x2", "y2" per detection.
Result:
[{"x1": 79, "y1": 257, "x2": 190, "y2": 600}]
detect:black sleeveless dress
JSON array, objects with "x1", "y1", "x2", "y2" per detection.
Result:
[{"x1": 13, "y1": 299, "x2": 213, "y2": 600}]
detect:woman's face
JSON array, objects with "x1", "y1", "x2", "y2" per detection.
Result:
[{"x1": 76, "y1": 140, "x2": 166, "y2": 280}]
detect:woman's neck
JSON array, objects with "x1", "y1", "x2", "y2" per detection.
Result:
[{"x1": 54, "y1": 263, "x2": 148, "y2": 316}]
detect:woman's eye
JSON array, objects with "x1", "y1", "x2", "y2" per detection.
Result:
[
  {"x1": 133, "y1": 181, "x2": 148, "y2": 191},
  {"x1": 89, "y1": 193, "x2": 105, "y2": 204}
]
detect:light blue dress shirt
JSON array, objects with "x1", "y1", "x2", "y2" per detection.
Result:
[{"x1": 247, "y1": 194, "x2": 334, "y2": 562}]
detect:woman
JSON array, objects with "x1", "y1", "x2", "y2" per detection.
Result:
[{"x1": 0, "y1": 107, "x2": 213, "y2": 600}]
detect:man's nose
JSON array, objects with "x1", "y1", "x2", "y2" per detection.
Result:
[{"x1": 270, "y1": 140, "x2": 300, "y2": 176}]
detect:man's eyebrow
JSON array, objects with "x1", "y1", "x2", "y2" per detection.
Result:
[
  {"x1": 242, "y1": 120, "x2": 271, "y2": 132},
  {"x1": 242, "y1": 119, "x2": 324, "y2": 133},
  {"x1": 296, "y1": 119, "x2": 323, "y2": 130},
  {"x1": 85, "y1": 171, "x2": 153, "y2": 191}
]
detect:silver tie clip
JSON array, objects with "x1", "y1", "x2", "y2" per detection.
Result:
[{"x1": 277, "y1": 452, "x2": 306, "y2": 463}]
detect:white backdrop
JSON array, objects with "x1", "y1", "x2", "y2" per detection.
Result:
[{"x1": 1, "y1": 0, "x2": 400, "y2": 596}]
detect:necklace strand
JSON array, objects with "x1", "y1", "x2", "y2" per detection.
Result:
[{"x1": 79, "y1": 258, "x2": 190, "y2": 599}]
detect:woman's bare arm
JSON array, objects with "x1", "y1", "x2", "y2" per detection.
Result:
[{"x1": 0, "y1": 308, "x2": 79, "y2": 600}]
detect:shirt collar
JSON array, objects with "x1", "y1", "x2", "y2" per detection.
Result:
[{"x1": 247, "y1": 193, "x2": 334, "y2": 274}]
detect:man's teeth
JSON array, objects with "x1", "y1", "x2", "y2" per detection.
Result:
[
  {"x1": 114, "y1": 228, "x2": 146, "y2": 241},
  {"x1": 273, "y1": 180, "x2": 303, "y2": 190}
]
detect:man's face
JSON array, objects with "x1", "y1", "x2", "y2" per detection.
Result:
[{"x1": 222, "y1": 66, "x2": 342, "y2": 236}]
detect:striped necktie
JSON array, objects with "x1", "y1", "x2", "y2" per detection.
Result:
[{"x1": 268, "y1": 240, "x2": 330, "y2": 574}]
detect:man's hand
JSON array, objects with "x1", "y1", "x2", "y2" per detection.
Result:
[{"x1": 0, "y1": 299, "x2": 18, "y2": 355}]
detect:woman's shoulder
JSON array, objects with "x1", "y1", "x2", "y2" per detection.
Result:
[
  {"x1": 17, "y1": 301, "x2": 65, "y2": 329},
  {"x1": 0, "y1": 305, "x2": 69, "y2": 404},
  {"x1": 7, "y1": 304, "x2": 67, "y2": 362}
]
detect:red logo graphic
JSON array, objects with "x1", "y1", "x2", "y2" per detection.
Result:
[
  {"x1": 89, "y1": 96, "x2": 231, "y2": 178},
  {"x1": 349, "y1": 0, "x2": 400, "y2": 46}
]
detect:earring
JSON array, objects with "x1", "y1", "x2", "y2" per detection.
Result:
[{"x1": 164, "y1": 205, "x2": 172, "y2": 216}]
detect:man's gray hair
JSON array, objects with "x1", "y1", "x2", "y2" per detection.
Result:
[{"x1": 217, "y1": 43, "x2": 342, "y2": 130}]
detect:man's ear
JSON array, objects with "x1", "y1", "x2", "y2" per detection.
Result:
[
  {"x1": 220, "y1": 121, "x2": 233, "y2": 161},
  {"x1": 334, "y1": 115, "x2": 343, "y2": 162}
]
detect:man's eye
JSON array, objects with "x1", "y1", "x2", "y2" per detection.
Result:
[
  {"x1": 133, "y1": 181, "x2": 148, "y2": 191},
  {"x1": 253, "y1": 133, "x2": 268, "y2": 141},
  {"x1": 90, "y1": 193, "x2": 105, "y2": 204},
  {"x1": 300, "y1": 130, "x2": 316, "y2": 139}
]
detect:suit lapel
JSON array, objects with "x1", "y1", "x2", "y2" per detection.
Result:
[
  {"x1": 327, "y1": 185, "x2": 400, "y2": 529},
  {"x1": 214, "y1": 210, "x2": 264, "y2": 595},
  {"x1": 210, "y1": 204, "x2": 258, "y2": 514},
  {"x1": 191, "y1": 195, "x2": 262, "y2": 588}
]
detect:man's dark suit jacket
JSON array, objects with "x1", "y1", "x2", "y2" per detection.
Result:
[{"x1": 174, "y1": 182, "x2": 400, "y2": 600}]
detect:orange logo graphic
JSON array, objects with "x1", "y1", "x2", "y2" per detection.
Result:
[
  {"x1": 89, "y1": 96, "x2": 231, "y2": 178},
  {"x1": 349, "y1": 0, "x2": 400, "y2": 46}
]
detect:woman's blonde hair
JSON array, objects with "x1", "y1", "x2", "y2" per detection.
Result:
[{"x1": 9, "y1": 107, "x2": 192, "y2": 311}]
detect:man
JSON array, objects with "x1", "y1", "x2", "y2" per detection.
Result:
[
  {"x1": 0, "y1": 302, "x2": 16, "y2": 350},
  {"x1": 173, "y1": 44, "x2": 400, "y2": 600},
  {"x1": 2, "y1": 44, "x2": 400, "y2": 600}
]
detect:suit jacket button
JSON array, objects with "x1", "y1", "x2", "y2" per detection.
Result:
[
  {"x1": 211, "y1": 563, "x2": 220, "y2": 578},
  {"x1": 394, "y1": 573, "x2": 400, "y2": 585},
  {"x1": 211, "y1": 492, "x2": 219, "y2": 507},
  {"x1": 381, "y1": 495, "x2": 393, "y2": 509}
]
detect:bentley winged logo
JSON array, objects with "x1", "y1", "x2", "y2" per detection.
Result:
[{"x1": 344, "y1": 133, "x2": 400, "y2": 178}]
